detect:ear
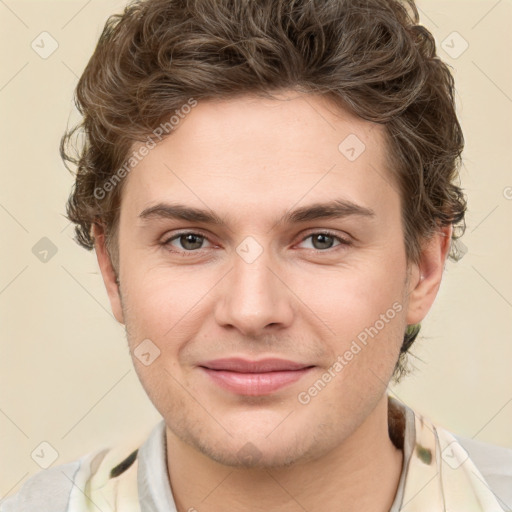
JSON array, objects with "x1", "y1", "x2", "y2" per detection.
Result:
[
  {"x1": 405, "y1": 224, "x2": 453, "y2": 325},
  {"x1": 92, "y1": 223, "x2": 124, "y2": 324}
]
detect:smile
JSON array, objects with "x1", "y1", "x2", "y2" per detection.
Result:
[{"x1": 198, "y1": 358, "x2": 315, "y2": 395}]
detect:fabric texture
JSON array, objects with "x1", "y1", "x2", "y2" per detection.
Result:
[{"x1": 1, "y1": 396, "x2": 511, "y2": 511}]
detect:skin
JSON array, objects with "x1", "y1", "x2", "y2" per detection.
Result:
[{"x1": 94, "y1": 91, "x2": 451, "y2": 511}]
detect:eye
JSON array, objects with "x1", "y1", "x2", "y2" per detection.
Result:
[
  {"x1": 298, "y1": 232, "x2": 351, "y2": 251},
  {"x1": 163, "y1": 232, "x2": 213, "y2": 252}
]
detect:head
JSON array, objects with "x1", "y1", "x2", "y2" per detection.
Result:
[{"x1": 61, "y1": 0, "x2": 466, "y2": 467}]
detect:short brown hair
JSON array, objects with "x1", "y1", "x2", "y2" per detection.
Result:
[{"x1": 61, "y1": 0, "x2": 466, "y2": 380}]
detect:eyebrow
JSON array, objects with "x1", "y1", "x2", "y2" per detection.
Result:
[
  {"x1": 138, "y1": 199, "x2": 376, "y2": 226},
  {"x1": 280, "y1": 199, "x2": 375, "y2": 225}
]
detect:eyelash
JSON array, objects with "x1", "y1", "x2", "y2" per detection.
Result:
[{"x1": 161, "y1": 230, "x2": 352, "y2": 255}]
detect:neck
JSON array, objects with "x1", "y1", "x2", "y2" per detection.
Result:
[{"x1": 165, "y1": 394, "x2": 403, "y2": 512}]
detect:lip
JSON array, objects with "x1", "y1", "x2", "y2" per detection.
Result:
[
  {"x1": 198, "y1": 358, "x2": 314, "y2": 396},
  {"x1": 200, "y1": 357, "x2": 311, "y2": 373}
]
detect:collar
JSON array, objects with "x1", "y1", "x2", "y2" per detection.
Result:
[{"x1": 114, "y1": 396, "x2": 505, "y2": 511}]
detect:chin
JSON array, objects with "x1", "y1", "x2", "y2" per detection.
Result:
[
  {"x1": 172, "y1": 414, "x2": 337, "y2": 470},
  {"x1": 195, "y1": 436, "x2": 312, "y2": 469}
]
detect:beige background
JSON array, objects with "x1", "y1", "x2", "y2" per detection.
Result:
[{"x1": 1, "y1": 0, "x2": 511, "y2": 499}]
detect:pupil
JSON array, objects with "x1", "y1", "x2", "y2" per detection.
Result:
[
  {"x1": 182, "y1": 234, "x2": 202, "y2": 250},
  {"x1": 313, "y1": 234, "x2": 332, "y2": 250}
]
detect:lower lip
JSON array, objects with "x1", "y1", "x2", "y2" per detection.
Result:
[{"x1": 200, "y1": 367, "x2": 314, "y2": 396}]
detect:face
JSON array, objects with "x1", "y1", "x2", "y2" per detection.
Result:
[{"x1": 95, "y1": 91, "x2": 444, "y2": 468}]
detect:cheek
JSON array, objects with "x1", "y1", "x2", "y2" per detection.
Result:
[
  {"x1": 294, "y1": 256, "x2": 407, "y2": 333},
  {"x1": 290, "y1": 253, "x2": 408, "y2": 388},
  {"x1": 298, "y1": 302, "x2": 406, "y2": 414},
  {"x1": 121, "y1": 267, "x2": 196, "y2": 337}
]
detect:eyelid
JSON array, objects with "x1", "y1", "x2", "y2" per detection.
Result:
[
  {"x1": 161, "y1": 230, "x2": 215, "y2": 251},
  {"x1": 162, "y1": 229, "x2": 211, "y2": 243},
  {"x1": 160, "y1": 229, "x2": 352, "y2": 254},
  {"x1": 296, "y1": 229, "x2": 352, "y2": 247}
]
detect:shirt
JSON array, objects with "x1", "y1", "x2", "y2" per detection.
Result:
[{"x1": 2, "y1": 396, "x2": 511, "y2": 511}]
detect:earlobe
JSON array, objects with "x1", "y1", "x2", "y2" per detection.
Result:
[
  {"x1": 92, "y1": 224, "x2": 125, "y2": 324},
  {"x1": 405, "y1": 224, "x2": 453, "y2": 325}
]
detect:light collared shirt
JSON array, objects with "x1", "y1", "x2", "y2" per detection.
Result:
[{"x1": 2, "y1": 397, "x2": 511, "y2": 511}]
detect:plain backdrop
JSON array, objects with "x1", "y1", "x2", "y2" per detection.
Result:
[{"x1": 1, "y1": 0, "x2": 511, "y2": 499}]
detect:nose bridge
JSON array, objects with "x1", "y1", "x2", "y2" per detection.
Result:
[{"x1": 214, "y1": 240, "x2": 293, "y2": 335}]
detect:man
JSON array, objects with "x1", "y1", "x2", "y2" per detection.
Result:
[{"x1": 2, "y1": 0, "x2": 511, "y2": 510}]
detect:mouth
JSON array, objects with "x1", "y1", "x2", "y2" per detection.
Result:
[{"x1": 198, "y1": 358, "x2": 315, "y2": 396}]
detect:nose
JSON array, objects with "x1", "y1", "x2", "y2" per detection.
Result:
[{"x1": 214, "y1": 247, "x2": 294, "y2": 337}]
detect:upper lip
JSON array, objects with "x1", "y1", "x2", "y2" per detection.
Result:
[{"x1": 199, "y1": 358, "x2": 313, "y2": 373}]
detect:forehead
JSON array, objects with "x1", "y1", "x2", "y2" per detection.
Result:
[{"x1": 121, "y1": 92, "x2": 399, "y2": 224}]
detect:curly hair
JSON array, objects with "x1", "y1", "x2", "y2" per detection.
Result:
[{"x1": 60, "y1": 0, "x2": 466, "y2": 381}]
